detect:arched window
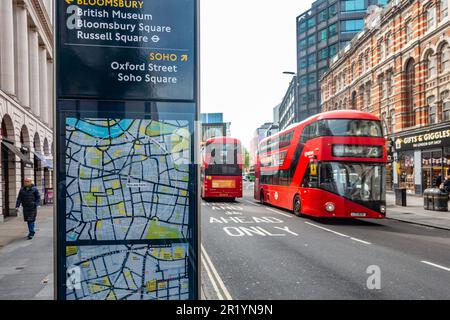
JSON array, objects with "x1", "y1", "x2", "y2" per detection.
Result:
[
  {"x1": 442, "y1": 90, "x2": 450, "y2": 121},
  {"x1": 426, "y1": 51, "x2": 436, "y2": 78},
  {"x1": 405, "y1": 59, "x2": 416, "y2": 127},
  {"x1": 439, "y1": 43, "x2": 450, "y2": 73}
]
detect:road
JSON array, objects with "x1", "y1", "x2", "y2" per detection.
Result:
[{"x1": 201, "y1": 182, "x2": 450, "y2": 300}]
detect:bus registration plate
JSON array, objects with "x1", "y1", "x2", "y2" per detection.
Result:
[
  {"x1": 212, "y1": 180, "x2": 235, "y2": 189},
  {"x1": 351, "y1": 212, "x2": 367, "y2": 217}
]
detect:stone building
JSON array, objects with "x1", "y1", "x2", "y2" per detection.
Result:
[
  {"x1": 0, "y1": 0, "x2": 54, "y2": 222},
  {"x1": 321, "y1": 0, "x2": 450, "y2": 194}
]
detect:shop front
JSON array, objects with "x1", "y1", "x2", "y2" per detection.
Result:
[{"x1": 393, "y1": 125, "x2": 450, "y2": 195}]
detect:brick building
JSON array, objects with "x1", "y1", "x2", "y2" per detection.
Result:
[{"x1": 321, "y1": 0, "x2": 450, "y2": 195}]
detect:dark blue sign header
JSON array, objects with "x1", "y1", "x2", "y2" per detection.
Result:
[{"x1": 57, "y1": 0, "x2": 195, "y2": 101}]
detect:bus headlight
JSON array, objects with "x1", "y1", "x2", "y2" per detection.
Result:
[
  {"x1": 325, "y1": 202, "x2": 335, "y2": 213},
  {"x1": 380, "y1": 206, "x2": 386, "y2": 214}
]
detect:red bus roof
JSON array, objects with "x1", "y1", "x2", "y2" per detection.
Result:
[
  {"x1": 205, "y1": 136, "x2": 242, "y2": 145},
  {"x1": 261, "y1": 110, "x2": 381, "y2": 144}
]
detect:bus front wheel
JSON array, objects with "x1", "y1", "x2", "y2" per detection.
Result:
[{"x1": 293, "y1": 195, "x2": 303, "y2": 217}]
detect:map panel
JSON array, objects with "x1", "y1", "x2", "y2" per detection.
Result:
[
  {"x1": 65, "y1": 243, "x2": 190, "y2": 300},
  {"x1": 65, "y1": 118, "x2": 192, "y2": 241}
]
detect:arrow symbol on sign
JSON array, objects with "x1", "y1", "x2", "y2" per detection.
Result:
[
  {"x1": 181, "y1": 55, "x2": 188, "y2": 62},
  {"x1": 66, "y1": 0, "x2": 74, "y2": 4}
]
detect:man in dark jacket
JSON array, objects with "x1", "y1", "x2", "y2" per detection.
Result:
[{"x1": 16, "y1": 178, "x2": 41, "y2": 239}]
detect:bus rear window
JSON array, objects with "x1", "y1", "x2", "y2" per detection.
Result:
[{"x1": 317, "y1": 119, "x2": 383, "y2": 137}]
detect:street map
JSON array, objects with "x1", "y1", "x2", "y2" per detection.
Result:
[{"x1": 65, "y1": 118, "x2": 191, "y2": 241}]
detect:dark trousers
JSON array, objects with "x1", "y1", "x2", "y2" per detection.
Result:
[{"x1": 27, "y1": 221, "x2": 35, "y2": 236}]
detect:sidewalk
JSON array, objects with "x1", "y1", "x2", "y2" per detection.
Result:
[
  {"x1": 0, "y1": 205, "x2": 54, "y2": 300},
  {"x1": 386, "y1": 192, "x2": 450, "y2": 230}
]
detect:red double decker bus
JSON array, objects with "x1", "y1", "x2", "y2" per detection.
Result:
[
  {"x1": 254, "y1": 110, "x2": 387, "y2": 219},
  {"x1": 201, "y1": 137, "x2": 243, "y2": 200}
]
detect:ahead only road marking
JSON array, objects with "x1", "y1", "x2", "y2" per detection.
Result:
[
  {"x1": 421, "y1": 261, "x2": 450, "y2": 272},
  {"x1": 201, "y1": 244, "x2": 233, "y2": 300},
  {"x1": 304, "y1": 221, "x2": 371, "y2": 245}
]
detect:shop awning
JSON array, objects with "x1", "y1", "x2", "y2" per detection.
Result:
[
  {"x1": 1, "y1": 140, "x2": 33, "y2": 168},
  {"x1": 32, "y1": 151, "x2": 54, "y2": 170}
]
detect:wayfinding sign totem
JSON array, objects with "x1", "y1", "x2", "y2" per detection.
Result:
[{"x1": 55, "y1": 0, "x2": 199, "y2": 300}]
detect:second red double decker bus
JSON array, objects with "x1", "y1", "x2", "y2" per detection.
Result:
[
  {"x1": 201, "y1": 137, "x2": 243, "y2": 200},
  {"x1": 254, "y1": 110, "x2": 387, "y2": 219}
]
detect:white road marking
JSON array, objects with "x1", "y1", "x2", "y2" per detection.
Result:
[
  {"x1": 421, "y1": 261, "x2": 450, "y2": 272},
  {"x1": 201, "y1": 254, "x2": 224, "y2": 300},
  {"x1": 350, "y1": 237, "x2": 372, "y2": 245},
  {"x1": 265, "y1": 207, "x2": 293, "y2": 218},
  {"x1": 304, "y1": 222, "x2": 371, "y2": 245},
  {"x1": 201, "y1": 244, "x2": 233, "y2": 300}
]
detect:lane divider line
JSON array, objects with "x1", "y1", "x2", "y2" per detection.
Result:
[
  {"x1": 201, "y1": 255, "x2": 224, "y2": 300},
  {"x1": 350, "y1": 237, "x2": 372, "y2": 245},
  {"x1": 265, "y1": 207, "x2": 293, "y2": 218},
  {"x1": 421, "y1": 261, "x2": 450, "y2": 272},
  {"x1": 201, "y1": 244, "x2": 233, "y2": 300},
  {"x1": 304, "y1": 221, "x2": 371, "y2": 245}
]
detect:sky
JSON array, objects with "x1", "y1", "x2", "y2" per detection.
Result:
[{"x1": 200, "y1": 0, "x2": 312, "y2": 149}]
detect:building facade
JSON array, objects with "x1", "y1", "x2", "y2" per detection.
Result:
[
  {"x1": 249, "y1": 122, "x2": 278, "y2": 167},
  {"x1": 321, "y1": 0, "x2": 450, "y2": 195},
  {"x1": 297, "y1": 0, "x2": 388, "y2": 122},
  {"x1": 0, "y1": 0, "x2": 54, "y2": 223},
  {"x1": 278, "y1": 76, "x2": 299, "y2": 130},
  {"x1": 200, "y1": 113, "x2": 231, "y2": 144}
]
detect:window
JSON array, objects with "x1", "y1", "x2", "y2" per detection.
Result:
[
  {"x1": 319, "y1": 29, "x2": 328, "y2": 42},
  {"x1": 316, "y1": 119, "x2": 383, "y2": 137},
  {"x1": 329, "y1": 44, "x2": 338, "y2": 58},
  {"x1": 308, "y1": 35, "x2": 316, "y2": 46},
  {"x1": 429, "y1": 106, "x2": 437, "y2": 124},
  {"x1": 300, "y1": 76, "x2": 308, "y2": 86},
  {"x1": 299, "y1": 94, "x2": 308, "y2": 105},
  {"x1": 299, "y1": 39, "x2": 307, "y2": 50},
  {"x1": 329, "y1": 23, "x2": 337, "y2": 36},
  {"x1": 440, "y1": 0, "x2": 449, "y2": 21},
  {"x1": 379, "y1": 75, "x2": 386, "y2": 99},
  {"x1": 319, "y1": 10, "x2": 328, "y2": 22},
  {"x1": 426, "y1": 51, "x2": 436, "y2": 78},
  {"x1": 390, "y1": 109, "x2": 396, "y2": 133},
  {"x1": 387, "y1": 72, "x2": 394, "y2": 96},
  {"x1": 342, "y1": 0, "x2": 366, "y2": 12},
  {"x1": 378, "y1": 40, "x2": 385, "y2": 61},
  {"x1": 308, "y1": 93, "x2": 316, "y2": 103},
  {"x1": 427, "y1": 6, "x2": 436, "y2": 31},
  {"x1": 319, "y1": 48, "x2": 328, "y2": 60},
  {"x1": 299, "y1": 19, "x2": 307, "y2": 32},
  {"x1": 308, "y1": 17, "x2": 316, "y2": 28},
  {"x1": 341, "y1": 19, "x2": 365, "y2": 32},
  {"x1": 385, "y1": 34, "x2": 392, "y2": 56},
  {"x1": 307, "y1": 53, "x2": 316, "y2": 65},
  {"x1": 406, "y1": 21, "x2": 413, "y2": 42},
  {"x1": 444, "y1": 101, "x2": 450, "y2": 121},
  {"x1": 329, "y1": 4, "x2": 337, "y2": 17},
  {"x1": 440, "y1": 43, "x2": 450, "y2": 72},
  {"x1": 308, "y1": 73, "x2": 316, "y2": 84},
  {"x1": 300, "y1": 58, "x2": 308, "y2": 69}
]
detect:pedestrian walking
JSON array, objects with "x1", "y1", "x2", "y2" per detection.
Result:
[{"x1": 15, "y1": 178, "x2": 41, "y2": 240}]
